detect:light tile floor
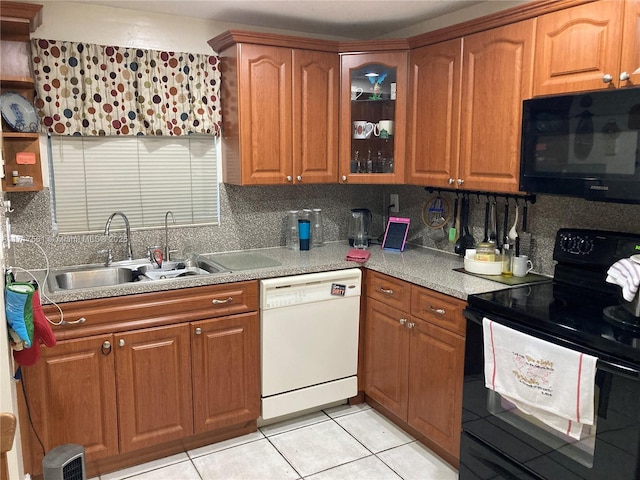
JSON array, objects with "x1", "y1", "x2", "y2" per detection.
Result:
[{"x1": 92, "y1": 403, "x2": 459, "y2": 480}]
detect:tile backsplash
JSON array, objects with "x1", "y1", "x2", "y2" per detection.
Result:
[{"x1": 7, "y1": 183, "x2": 640, "y2": 278}]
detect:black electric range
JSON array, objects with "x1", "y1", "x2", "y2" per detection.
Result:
[
  {"x1": 467, "y1": 229, "x2": 640, "y2": 366},
  {"x1": 460, "y1": 229, "x2": 640, "y2": 480}
]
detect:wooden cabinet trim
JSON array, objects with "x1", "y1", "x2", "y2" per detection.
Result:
[
  {"x1": 409, "y1": 0, "x2": 596, "y2": 49},
  {"x1": 338, "y1": 39, "x2": 410, "y2": 53},
  {"x1": 209, "y1": 30, "x2": 339, "y2": 53}
]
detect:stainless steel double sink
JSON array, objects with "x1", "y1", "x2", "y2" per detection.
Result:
[
  {"x1": 46, "y1": 251, "x2": 281, "y2": 292},
  {"x1": 46, "y1": 256, "x2": 231, "y2": 292}
]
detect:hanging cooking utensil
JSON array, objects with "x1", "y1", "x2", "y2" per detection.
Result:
[
  {"x1": 422, "y1": 194, "x2": 451, "y2": 243},
  {"x1": 487, "y1": 197, "x2": 497, "y2": 246},
  {"x1": 509, "y1": 201, "x2": 519, "y2": 244},
  {"x1": 421, "y1": 194, "x2": 450, "y2": 229},
  {"x1": 454, "y1": 197, "x2": 467, "y2": 255},
  {"x1": 460, "y1": 195, "x2": 475, "y2": 254},
  {"x1": 482, "y1": 197, "x2": 490, "y2": 242},
  {"x1": 503, "y1": 199, "x2": 510, "y2": 247},
  {"x1": 448, "y1": 195, "x2": 459, "y2": 243},
  {"x1": 520, "y1": 199, "x2": 532, "y2": 257}
]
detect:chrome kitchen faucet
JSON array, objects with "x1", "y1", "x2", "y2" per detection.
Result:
[
  {"x1": 104, "y1": 211, "x2": 133, "y2": 261},
  {"x1": 164, "y1": 210, "x2": 176, "y2": 261}
]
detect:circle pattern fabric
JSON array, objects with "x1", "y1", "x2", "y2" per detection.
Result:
[{"x1": 31, "y1": 39, "x2": 221, "y2": 136}]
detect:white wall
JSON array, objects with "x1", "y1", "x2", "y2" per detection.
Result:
[
  {"x1": 382, "y1": 0, "x2": 530, "y2": 38},
  {"x1": 29, "y1": 1, "x2": 348, "y2": 51}
]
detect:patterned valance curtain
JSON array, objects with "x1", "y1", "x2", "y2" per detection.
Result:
[{"x1": 31, "y1": 39, "x2": 221, "y2": 136}]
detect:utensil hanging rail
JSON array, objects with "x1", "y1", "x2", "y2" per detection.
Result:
[{"x1": 423, "y1": 187, "x2": 536, "y2": 205}]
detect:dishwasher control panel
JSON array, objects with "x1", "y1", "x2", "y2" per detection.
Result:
[{"x1": 260, "y1": 269, "x2": 362, "y2": 309}]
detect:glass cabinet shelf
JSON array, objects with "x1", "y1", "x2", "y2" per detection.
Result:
[{"x1": 349, "y1": 63, "x2": 397, "y2": 174}]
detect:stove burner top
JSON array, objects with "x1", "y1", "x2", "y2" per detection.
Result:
[
  {"x1": 466, "y1": 229, "x2": 640, "y2": 365},
  {"x1": 603, "y1": 305, "x2": 640, "y2": 332}
]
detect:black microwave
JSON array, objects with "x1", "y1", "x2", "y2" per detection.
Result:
[{"x1": 520, "y1": 88, "x2": 640, "y2": 204}]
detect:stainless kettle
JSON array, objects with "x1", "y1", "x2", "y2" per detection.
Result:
[{"x1": 348, "y1": 208, "x2": 372, "y2": 247}]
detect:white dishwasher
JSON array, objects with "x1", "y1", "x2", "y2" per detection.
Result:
[{"x1": 260, "y1": 268, "x2": 361, "y2": 420}]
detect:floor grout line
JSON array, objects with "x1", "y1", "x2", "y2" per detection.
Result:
[
  {"x1": 94, "y1": 403, "x2": 456, "y2": 480},
  {"x1": 263, "y1": 433, "x2": 304, "y2": 479}
]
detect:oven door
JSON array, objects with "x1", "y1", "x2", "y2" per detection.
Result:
[
  {"x1": 460, "y1": 432, "x2": 541, "y2": 479},
  {"x1": 461, "y1": 307, "x2": 640, "y2": 480}
]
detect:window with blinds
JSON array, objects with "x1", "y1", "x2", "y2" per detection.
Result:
[{"x1": 48, "y1": 135, "x2": 219, "y2": 234}]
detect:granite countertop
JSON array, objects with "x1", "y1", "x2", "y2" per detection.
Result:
[{"x1": 33, "y1": 242, "x2": 535, "y2": 304}]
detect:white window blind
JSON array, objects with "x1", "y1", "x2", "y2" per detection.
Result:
[{"x1": 49, "y1": 135, "x2": 219, "y2": 233}]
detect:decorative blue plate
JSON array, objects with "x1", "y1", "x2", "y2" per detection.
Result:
[{"x1": 0, "y1": 92, "x2": 38, "y2": 133}]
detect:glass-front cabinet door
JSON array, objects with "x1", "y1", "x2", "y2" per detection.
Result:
[{"x1": 339, "y1": 51, "x2": 408, "y2": 184}]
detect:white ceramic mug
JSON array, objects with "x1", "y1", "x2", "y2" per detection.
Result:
[
  {"x1": 351, "y1": 87, "x2": 363, "y2": 100},
  {"x1": 377, "y1": 120, "x2": 394, "y2": 137},
  {"x1": 512, "y1": 255, "x2": 533, "y2": 277},
  {"x1": 353, "y1": 121, "x2": 374, "y2": 139}
]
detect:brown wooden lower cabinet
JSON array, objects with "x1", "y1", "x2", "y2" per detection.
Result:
[
  {"x1": 364, "y1": 272, "x2": 465, "y2": 467},
  {"x1": 191, "y1": 312, "x2": 260, "y2": 433},
  {"x1": 406, "y1": 317, "x2": 464, "y2": 459},
  {"x1": 116, "y1": 324, "x2": 194, "y2": 452},
  {"x1": 18, "y1": 282, "x2": 260, "y2": 478},
  {"x1": 21, "y1": 334, "x2": 119, "y2": 464}
]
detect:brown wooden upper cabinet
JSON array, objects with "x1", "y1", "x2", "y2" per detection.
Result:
[
  {"x1": 1, "y1": 2, "x2": 44, "y2": 192},
  {"x1": 407, "y1": 20, "x2": 534, "y2": 193},
  {"x1": 534, "y1": 0, "x2": 640, "y2": 95},
  {"x1": 339, "y1": 50, "x2": 408, "y2": 184},
  {"x1": 209, "y1": 31, "x2": 339, "y2": 185}
]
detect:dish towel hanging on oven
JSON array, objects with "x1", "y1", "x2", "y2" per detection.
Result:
[
  {"x1": 605, "y1": 257, "x2": 640, "y2": 302},
  {"x1": 483, "y1": 318, "x2": 598, "y2": 440}
]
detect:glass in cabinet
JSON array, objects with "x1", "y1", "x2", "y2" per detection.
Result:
[{"x1": 340, "y1": 52, "x2": 407, "y2": 184}]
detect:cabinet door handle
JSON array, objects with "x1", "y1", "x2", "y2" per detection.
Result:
[
  {"x1": 457, "y1": 178, "x2": 464, "y2": 185},
  {"x1": 61, "y1": 317, "x2": 86, "y2": 325},
  {"x1": 602, "y1": 73, "x2": 613, "y2": 83},
  {"x1": 102, "y1": 341, "x2": 111, "y2": 355},
  {"x1": 296, "y1": 175, "x2": 302, "y2": 182},
  {"x1": 286, "y1": 175, "x2": 293, "y2": 182},
  {"x1": 620, "y1": 71, "x2": 631, "y2": 81},
  {"x1": 399, "y1": 318, "x2": 407, "y2": 325},
  {"x1": 407, "y1": 322, "x2": 415, "y2": 329},
  {"x1": 379, "y1": 287, "x2": 394, "y2": 295},
  {"x1": 429, "y1": 305, "x2": 446, "y2": 315},
  {"x1": 195, "y1": 327, "x2": 202, "y2": 335},
  {"x1": 448, "y1": 178, "x2": 454, "y2": 185},
  {"x1": 341, "y1": 175, "x2": 347, "y2": 182},
  {"x1": 212, "y1": 297, "x2": 233, "y2": 304},
  {"x1": 118, "y1": 339, "x2": 125, "y2": 347}
]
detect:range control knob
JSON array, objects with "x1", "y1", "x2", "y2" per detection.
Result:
[
  {"x1": 577, "y1": 237, "x2": 594, "y2": 254},
  {"x1": 560, "y1": 234, "x2": 577, "y2": 252},
  {"x1": 560, "y1": 234, "x2": 594, "y2": 255}
]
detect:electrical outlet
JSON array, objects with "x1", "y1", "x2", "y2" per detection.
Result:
[{"x1": 390, "y1": 194, "x2": 399, "y2": 213}]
